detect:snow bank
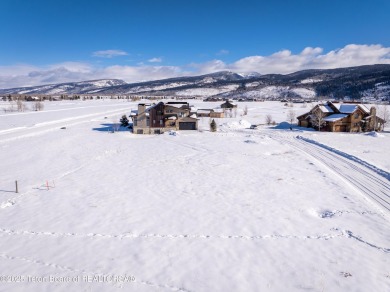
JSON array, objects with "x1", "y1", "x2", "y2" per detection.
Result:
[
  {"x1": 365, "y1": 131, "x2": 385, "y2": 138},
  {"x1": 220, "y1": 119, "x2": 251, "y2": 129}
]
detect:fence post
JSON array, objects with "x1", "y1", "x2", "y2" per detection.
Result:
[{"x1": 15, "y1": 181, "x2": 18, "y2": 193}]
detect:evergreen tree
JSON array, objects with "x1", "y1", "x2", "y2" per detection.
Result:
[
  {"x1": 120, "y1": 115, "x2": 129, "y2": 127},
  {"x1": 210, "y1": 119, "x2": 217, "y2": 132}
]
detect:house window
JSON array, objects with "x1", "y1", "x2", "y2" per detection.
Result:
[
  {"x1": 354, "y1": 113, "x2": 359, "y2": 119},
  {"x1": 134, "y1": 119, "x2": 137, "y2": 126},
  {"x1": 147, "y1": 118, "x2": 150, "y2": 126},
  {"x1": 160, "y1": 120, "x2": 163, "y2": 125}
]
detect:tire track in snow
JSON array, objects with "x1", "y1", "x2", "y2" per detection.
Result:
[
  {"x1": 266, "y1": 132, "x2": 390, "y2": 214},
  {"x1": 0, "y1": 253, "x2": 191, "y2": 292}
]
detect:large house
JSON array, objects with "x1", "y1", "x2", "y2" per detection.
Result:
[
  {"x1": 130, "y1": 101, "x2": 198, "y2": 134},
  {"x1": 297, "y1": 101, "x2": 385, "y2": 132}
]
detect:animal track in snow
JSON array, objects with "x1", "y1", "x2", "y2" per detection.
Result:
[{"x1": 0, "y1": 227, "x2": 344, "y2": 241}]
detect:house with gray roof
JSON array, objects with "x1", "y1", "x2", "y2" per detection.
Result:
[{"x1": 297, "y1": 101, "x2": 385, "y2": 132}]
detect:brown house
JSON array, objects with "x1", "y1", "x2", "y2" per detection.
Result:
[
  {"x1": 197, "y1": 109, "x2": 225, "y2": 118},
  {"x1": 297, "y1": 101, "x2": 385, "y2": 132},
  {"x1": 131, "y1": 102, "x2": 198, "y2": 134}
]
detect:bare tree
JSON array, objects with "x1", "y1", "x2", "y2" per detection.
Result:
[
  {"x1": 243, "y1": 105, "x2": 248, "y2": 115},
  {"x1": 6, "y1": 102, "x2": 16, "y2": 112},
  {"x1": 33, "y1": 101, "x2": 44, "y2": 111},
  {"x1": 17, "y1": 100, "x2": 27, "y2": 112},
  {"x1": 112, "y1": 122, "x2": 120, "y2": 132},
  {"x1": 287, "y1": 110, "x2": 296, "y2": 129},
  {"x1": 224, "y1": 109, "x2": 229, "y2": 118},
  {"x1": 265, "y1": 114, "x2": 273, "y2": 125},
  {"x1": 377, "y1": 105, "x2": 389, "y2": 131},
  {"x1": 311, "y1": 109, "x2": 327, "y2": 131},
  {"x1": 233, "y1": 108, "x2": 237, "y2": 118}
]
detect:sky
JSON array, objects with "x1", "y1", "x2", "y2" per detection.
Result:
[{"x1": 0, "y1": 0, "x2": 390, "y2": 88}]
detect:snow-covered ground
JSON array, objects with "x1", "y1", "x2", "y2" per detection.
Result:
[{"x1": 0, "y1": 100, "x2": 389, "y2": 292}]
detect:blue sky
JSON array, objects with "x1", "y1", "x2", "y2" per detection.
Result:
[{"x1": 1, "y1": 0, "x2": 390, "y2": 87}]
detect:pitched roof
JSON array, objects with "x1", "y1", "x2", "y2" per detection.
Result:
[
  {"x1": 323, "y1": 114, "x2": 349, "y2": 122},
  {"x1": 165, "y1": 103, "x2": 187, "y2": 109},
  {"x1": 333, "y1": 103, "x2": 370, "y2": 114},
  {"x1": 318, "y1": 105, "x2": 334, "y2": 113}
]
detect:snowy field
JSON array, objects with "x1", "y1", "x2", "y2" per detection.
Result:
[{"x1": 0, "y1": 100, "x2": 389, "y2": 292}]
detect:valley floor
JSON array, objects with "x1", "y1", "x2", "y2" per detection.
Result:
[{"x1": 0, "y1": 100, "x2": 389, "y2": 292}]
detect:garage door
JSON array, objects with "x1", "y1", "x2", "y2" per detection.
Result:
[{"x1": 179, "y1": 122, "x2": 196, "y2": 130}]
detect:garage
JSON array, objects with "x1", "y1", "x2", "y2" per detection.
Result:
[{"x1": 179, "y1": 122, "x2": 196, "y2": 130}]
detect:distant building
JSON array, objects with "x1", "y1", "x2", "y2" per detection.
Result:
[
  {"x1": 197, "y1": 108, "x2": 225, "y2": 118},
  {"x1": 297, "y1": 101, "x2": 385, "y2": 132},
  {"x1": 130, "y1": 102, "x2": 198, "y2": 134},
  {"x1": 220, "y1": 100, "x2": 237, "y2": 109}
]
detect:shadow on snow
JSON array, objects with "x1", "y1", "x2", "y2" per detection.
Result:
[
  {"x1": 270, "y1": 121, "x2": 316, "y2": 132},
  {"x1": 92, "y1": 123, "x2": 132, "y2": 132}
]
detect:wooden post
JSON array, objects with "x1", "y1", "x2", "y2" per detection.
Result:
[{"x1": 15, "y1": 181, "x2": 18, "y2": 193}]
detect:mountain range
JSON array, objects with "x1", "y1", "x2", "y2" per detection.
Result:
[{"x1": 1, "y1": 64, "x2": 390, "y2": 101}]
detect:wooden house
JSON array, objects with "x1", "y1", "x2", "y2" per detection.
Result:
[
  {"x1": 131, "y1": 102, "x2": 198, "y2": 134},
  {"x1": 297, "y1": 101, "x2": 385, "y2": 132},
  {"x1": 196, "y1": 108, "x2": 225, "y2": 118},
  {"x1": 210, "y1": 109, "x2": 225, "y2": 118}
]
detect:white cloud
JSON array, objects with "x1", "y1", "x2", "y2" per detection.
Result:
[
  {"x1": 188, "y1": 59, "x2": 227, "y2": 75},
  {"x1": 92, "y1": 50, "x2": 128, "y2": 58},
  {"x1": 1, "y1": 44, "x2": 390, "y2": 88},
  {"x1": 216, "y1": 49, "x2": 229, "y2": 56},
  {"x1": 228, "y1": 44, "x2": 390, "y2": 74},
  {"x1": 148, "y1": 57, "x2": 162, "y2": 63}
]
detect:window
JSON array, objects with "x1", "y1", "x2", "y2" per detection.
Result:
[
  {"x1": 147, "y1": 118, "x2": 150, "y2": 126},
  {"x1": 160, "y1": 120, "x2": 163, "y2": 125},
  {"x1": 354, "y1": 113, "x2": 359, "y2": 119},
  {"x1": 134, "y1": 119, "x2": 137, "y2": 126}
]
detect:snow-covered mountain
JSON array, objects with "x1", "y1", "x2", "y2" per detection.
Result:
[
  {"x1": 0, "y1": 79, "x2": 127, "y2": 95},
  {"x1": 1, "y1": 65, "x2": 390, "y2": 101}
]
